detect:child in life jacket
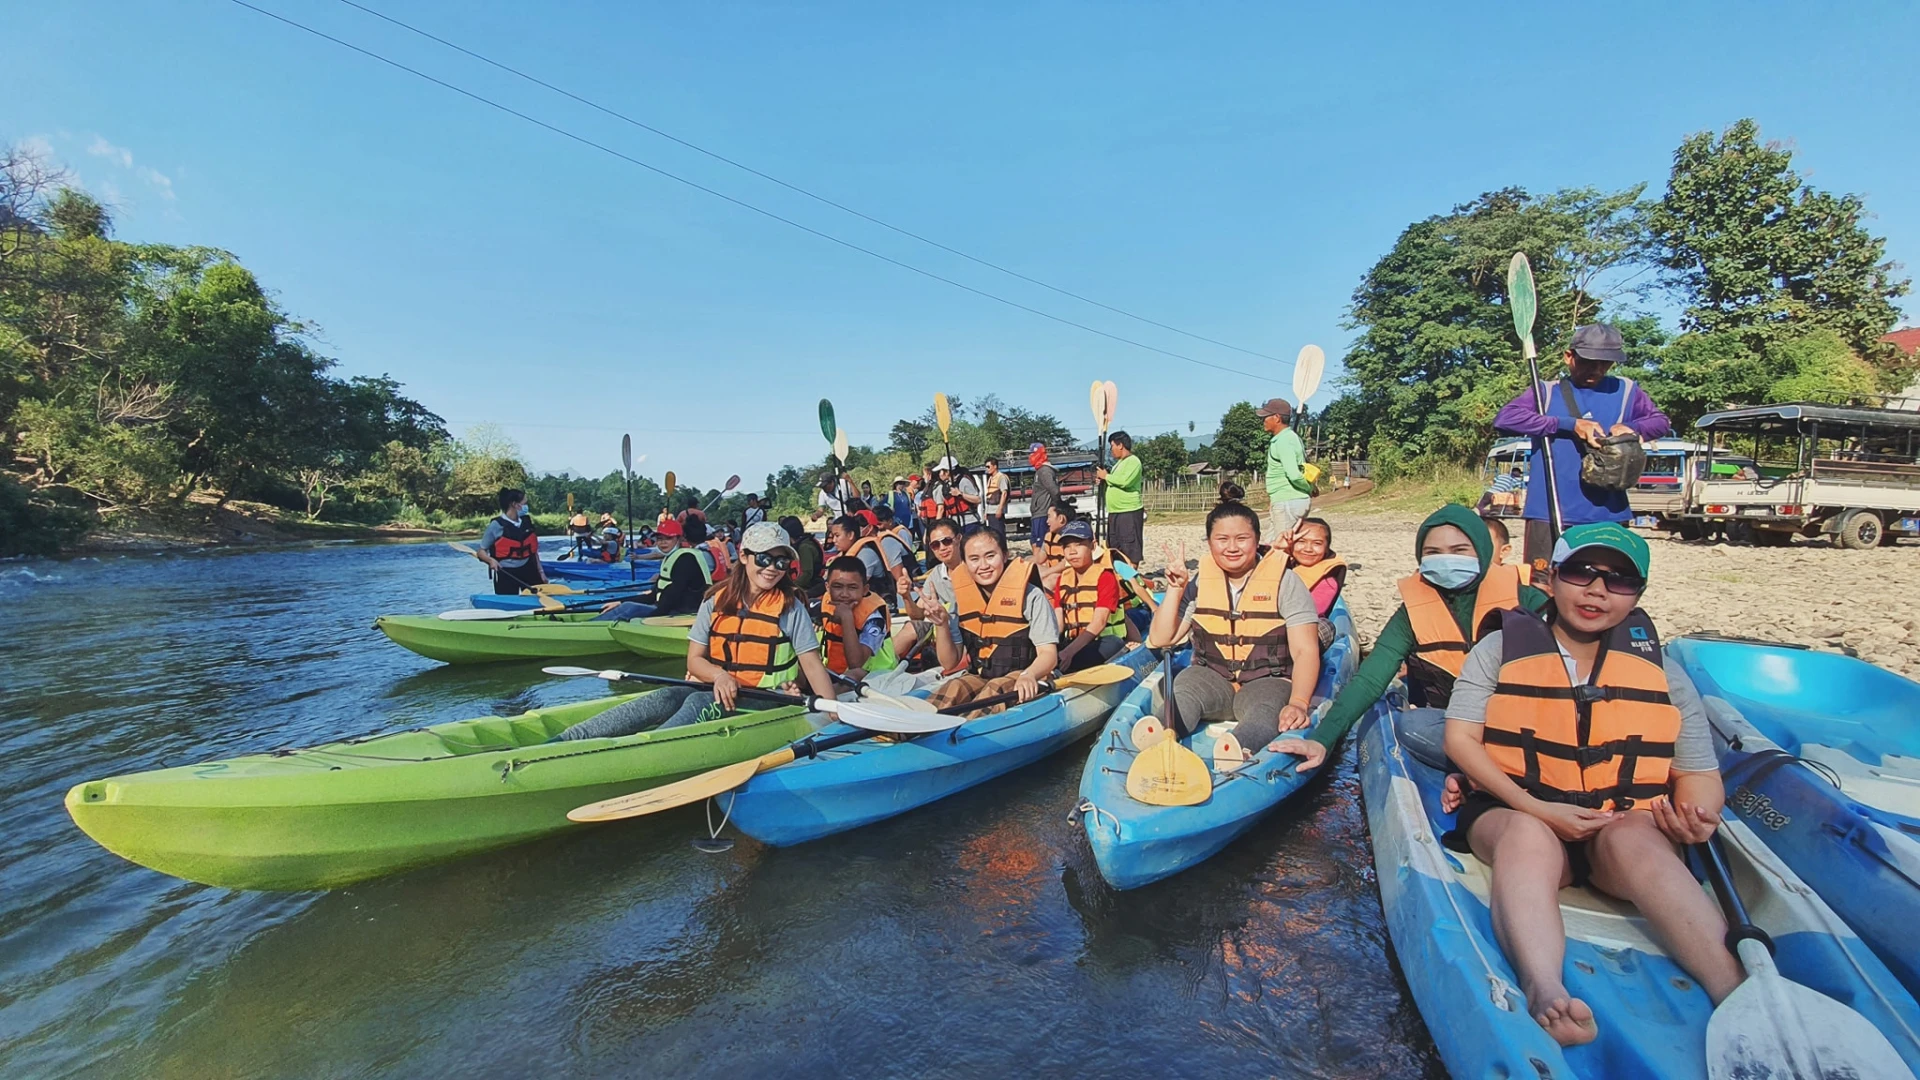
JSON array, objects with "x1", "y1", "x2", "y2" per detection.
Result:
[{"x1": 1441, "y1": 523, "x2": 1739, "y2": 1047}]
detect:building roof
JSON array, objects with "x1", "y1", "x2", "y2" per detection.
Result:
[{"x1": 1884, "y1": 327, "x2": 1920, "y2": 355}]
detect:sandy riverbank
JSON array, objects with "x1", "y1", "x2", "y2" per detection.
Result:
[{"x1": 1129, "y1": 511, "x2": 1920, "y2": 679}]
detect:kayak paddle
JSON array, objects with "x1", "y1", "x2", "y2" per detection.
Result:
[
  {"x1": 1293, "y1": 344, "x2": 1324, "y2": 410},
  {"x1": 1695, "y1": 835, "x2": 1913, "y2": 1079},
  {"x1": 1125, "y1": 650, "x2": 1212, "y2": 806},
  {"x1": 702, "y1": 474, "x2": 742, "y2": 512},
  {"x1": 934, "y1": 392, "x2": 954, "y2": 493},
  {"x1": 1508, "y1": 252, "x2": 1564, "y2": 540},
  {"x1": 538, "y1": 666, "x2": 957, "y2": 734},
  {"x1": 622, "y1": 434, "x2": 636, "y2": 583}
]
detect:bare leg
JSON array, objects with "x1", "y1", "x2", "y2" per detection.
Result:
[
  {"x1": 1469, "y1": 808, "x2": 1596, "y2": 1047},
  {"x1": 1585, "y1": 814, "x2": 1744, "y2": 1003}
]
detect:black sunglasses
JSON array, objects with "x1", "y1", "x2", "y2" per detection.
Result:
[
  {"x1": 749, "y1": 551, "x2": 795, "y2": 571},
  {"x1": 929, "y1": 536, "x2": 957, "y2": 548},
  {"x1": 1555, "y1": 562, "x2": 1645, "y2": 596}
]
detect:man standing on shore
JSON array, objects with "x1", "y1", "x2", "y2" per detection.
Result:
[
  {"x1": 1494, "y1": 323, "x2": 1671, "y2": 582},
  {"x1": 1257, "y1": 398, "x2": 1314, "y2": 543},
  {"x1": 1026, "y1": 442, "x2": 1058, "y2": 551},
  {"x1": 1097, "y1": 431, "x2": 1145, "y2": 564},
  {"x1": 982, "y1": 456, "x2": 1008, "y2": 534}
]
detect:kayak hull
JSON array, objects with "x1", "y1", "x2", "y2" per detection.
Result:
[
  {"x1": 1670, "y1": 635, "x2": 1920, "y2": 994},
  {"x1": 471, "y1": 589, "x2": 653, "y2": 612},
  {"x1": 725, "y1": 646, "x2": 1156, "y2": 846},
  {"x1": 607, "y1": 620, "x2": 695, "y2": 661},
  {"x1": 542, "y1": 558, "x2": 660, "y2": 584},
  {"x1": 64, "y1": 696, "x2": 815, "y2": 890},
  {"x1": 1357, "y1": 697, "x2": 1920, "y2": 1078},
  {"x1": 374, "y1": 611, "x2": 630, "y2": 665},
  {"x1": 1077, "y1": 598, "x2": 1360, "y2": 890}
]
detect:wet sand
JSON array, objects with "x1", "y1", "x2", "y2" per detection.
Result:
[{"x1": 1134, "y1": 511, "x2": 1920, "y2": 679}]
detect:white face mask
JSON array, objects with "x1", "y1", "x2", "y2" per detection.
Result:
[{"x1": 1418, "y1": 554, "x2": 1482, "y2": 591}]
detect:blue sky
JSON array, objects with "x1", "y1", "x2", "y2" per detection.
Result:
[{"x1": 10, "y1": 1, "x2": 1917, "y2": 487}]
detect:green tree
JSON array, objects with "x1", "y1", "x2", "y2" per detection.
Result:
[
  {"x1": 1135, "y1": 431, "x2": 1189, "y2": 483},
  {"x1": 1209, "y1": 402, "x2": 1270, "y2": 473},
  {"x1": 1650, "y1": 119, "x2": 1910, "y2": 367}
]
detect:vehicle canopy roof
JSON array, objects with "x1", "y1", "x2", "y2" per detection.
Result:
[{"x1": 1695, "y1": 402, "x2": 1920, "y2": 436}]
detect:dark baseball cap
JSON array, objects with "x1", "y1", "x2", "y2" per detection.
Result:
[
  {"x1": 1060, "y1": 520, "x2": 1095, "y2": 542},
  {"x1": 1254, "y1": 397, "x2": 1294, "y2": 419},
  {"x1": 1569, "y1": 323, "x2": 1627, "y2": 364}
]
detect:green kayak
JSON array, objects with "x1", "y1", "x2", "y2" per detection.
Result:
[
  {"x1": 609, "y1": 617, "x2": 695, "y2": 661},
  {"x1": 65, "y1": 693, "x2": 815, "y2": 890},
  {"x1": 374, "y1": 610, "x2": 637, "y2": 665}
]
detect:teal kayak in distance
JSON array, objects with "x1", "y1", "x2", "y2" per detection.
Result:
[
  {"x1": 1671, "y1": 634, "x2": 1920, "y2": 995},
  {"x1": 1075, "y1": 597, "x2": 1359, "y2": 890},
  {"x1": 1357, "y1": 694, "x2": 1920, "y2": 1078}
]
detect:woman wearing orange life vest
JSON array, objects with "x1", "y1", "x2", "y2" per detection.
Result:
[
  {"x1": 558, "y1": 522, "x2": 838, "y2": 740},
  {"x1": 478, "y1": 488, "x2": 547, "y2": 595},
  {"x1": 1442, "y1": 523, "x2": 1737, "y2": 1047},
  {"x1": 1286, "y1": 517, "x2": 1345, "y2": 618},
  {"x1": 923, "y1": 527, "x2": 1060, "y2": 712},
  {"x1": 1147, "y1": 501, "x2": 1321, "y2": 769}
]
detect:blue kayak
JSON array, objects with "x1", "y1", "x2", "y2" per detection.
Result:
[
  {"x1": 470, "y1": 584, "x2": 655, "y2": 611},
  {"x1": 1075, "y1": 597, "x2": 1360, "y2": 890},
  {"x1": 722, "y1": 645, "x2": 1156, "y2": 847},
  {"x1": 1357, "y1": 696, "x2": 1920, "y2": 1078},
  {"x1": 1670, "y1": 634, "x2": 1920, "y2": 995},
  {"x1": 541, "y1": 557, "x2": 661, "y2": 584}
]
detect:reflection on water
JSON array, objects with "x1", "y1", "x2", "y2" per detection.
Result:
[{"x1": 0, "y1": 542, "x2": 1440, "y2": 1078}]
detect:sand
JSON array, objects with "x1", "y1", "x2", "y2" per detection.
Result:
[{"x1": 1129, "y1": 511, "x2": 1920, "y2": 679}]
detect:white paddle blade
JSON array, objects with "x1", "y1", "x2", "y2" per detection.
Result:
[
  {"x1": 1706, "y1": 938, "x2": 1914, "y2": 1080},
  {"x1": 1130, "y1": 715, "x2": 1170, "y2": 750},
  {"x1": 1293, "y1": 344, "x2": 1325, "y2": 407},
  {"x1": 823, "y1": 698, "x2": 965, "y2": 734},
  {"x1": 857, "y1": 689, "x2": 936, "y2": 713},
  {"x1": 438, "y1": 608, "x2": 527, "y2": 621},
  {"x1": 832, "y1": 429, "x2": 849, "y2": 463},
  {"x1": 542, "y1": 665, "x2": 602, "y2": 677}
]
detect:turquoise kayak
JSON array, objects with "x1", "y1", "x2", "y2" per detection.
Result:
[
  {"x1": 1670, "y1": 634, "x2": 1920, "y2": 994},
  {"x1": 722, "y1": 645, "x2": 1156, "y2": 846},
  {"x1": 1357, "y1": 695, "x2": 1920, "y2": 1078},
  {"x1": 1075, "y1": 597, "x2": 1360, "y2": 889}
]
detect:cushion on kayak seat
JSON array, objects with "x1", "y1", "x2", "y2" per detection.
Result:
[{"x1": 1445, "y1": 839, "x2": 1668, "y2": 954}]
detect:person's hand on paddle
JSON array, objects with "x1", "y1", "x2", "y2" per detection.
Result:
[
  {"x1": 1267, "y1": 736, "x2": 1324, "y2": 774},
  {"x1": 599, "y1": 601, "x2": 621, "y2": 613},
  {"x1": 711, "y1": 670, "x2": 742, "y2": 712},
  {"x1": 1013, "y1": 670, "x2": 1042, "y2": 703},
  {"x1": 1276, "y1": 702, "x2": 1311, "y2": 732},
  {"x1": 1094, "y1": 466, "x2": 1109, "y2": 481},
  {"x1": 1530, "y1": 800, "x2": 1613, "y2": 842},
  {"x1": 1650, "y1": 794, "x2": 1719, "y2": 845},
  {"x1": 1573, "y1": 417, "x2": 1607, "y2": 448}
]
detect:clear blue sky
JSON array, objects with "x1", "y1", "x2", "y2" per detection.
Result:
[{"x1": 10, "y1": 1, "x2": 1917, "y2": 488}]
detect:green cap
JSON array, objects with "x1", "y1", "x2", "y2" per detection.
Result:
[{"x1": 1551, "y1": 522, "x2": 1650, "y2": 580}]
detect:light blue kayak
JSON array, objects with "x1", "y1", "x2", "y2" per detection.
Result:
[
  {"x1": 470, "y1": 584, "x2": 655, "y2": 611},
  {"x1": 1074, "y1": 597, "x2": 1360, "y2": 890},
  {"x1": 722, "y1": 645, "x2": 1156, "y2": 847},
  {"x1": 540, "y1": 557, "x2": 661, "y2": 585},
  {"x1": 1357, "y1": 695, "x2": 1920, "y2": 1078},
  {"x1": 1670, "y1": 634, "x2": 1920, "y2": 995}
]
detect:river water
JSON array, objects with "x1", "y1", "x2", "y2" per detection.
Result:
[{"x1": 0, "y1": 541, "x2": 1441, "y2": 1078}]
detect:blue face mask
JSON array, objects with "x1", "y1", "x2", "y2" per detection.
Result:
[{"x1": 1418, "y1": 553, "x2": 1482, "y2": 591}]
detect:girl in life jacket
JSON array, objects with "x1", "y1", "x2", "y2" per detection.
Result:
[
  {"x1": 922, "y1": 527, "x2": 1060, "y2": 714},
  {"x1": 1439, "y1": 523, "x2": 1737, "y2": 1047},
  {"x1": 558, "y1": 522, "x2": 839, "y2": 741},
  {"x1": 1147, "y1": 500, "x2": 1322, "y2": 770},
  {"x1": 479, "y1": 488, "x2": 547, "y2": 595},
  {"x1": 1285, "y1": 517, "x2": 1346, "y2": 618}
]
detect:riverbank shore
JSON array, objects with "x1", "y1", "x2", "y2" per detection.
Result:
[{"x1": 69, "y1": 498, "x2": 464, "y2": 555}]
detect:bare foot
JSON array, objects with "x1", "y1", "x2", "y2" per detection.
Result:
[
  {"x1": 1440, "y1": 773, "x2": 1468, "y2": 814},
  {"x1": 1213, "y1": 733, "x2": 1252, "y2": 772},
  {"x1": 1533, "y1": 995, "x2": 1597, "y2": 1047}
]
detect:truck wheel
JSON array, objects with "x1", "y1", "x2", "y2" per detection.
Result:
[
  {"x1": 1760, "y1": 529, "x2": 1793, "y2": 547},
  {"x1": 1726, "y1": 520, "x2": 1755, "y2": 545},
  {"x1": 1677, "y1": 520, "x2": 1705, "y2": 542},
  {"x1": 1837, "y1": 510, "x2": 1883, "y2": 550}
]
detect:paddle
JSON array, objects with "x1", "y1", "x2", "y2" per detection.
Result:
[
  {"x1": 539, "y1": 666, "x2": 957, "y2": 734},
  {"x1": 1125, "y1": 650, "x2": 1212, "y2": 806},
  {"x1": 933, "y1": 393, "x2": 955, "y2": 512},
  {"x1": 1091, "y1": 380, "x2": 1111, "y2": 542},
  {"x1": 702, "y1": 474, "x2": 742, "y2": 512},
  {"x1": 1695, "y1": 835, "x2": 1912, "y2": 1079},
  {"x1": 1289, "y1": 344, "x2": 1328, "y2": 525},
  {"x1": 438, "y1": 599, "x2": 644, "y2": 621},
  {"x1": 563, "y1": 662, "x2": 1137, "y2": 824},
  {"x1": 622, "y1": 435, "x2": 637, "y2": 582},
  {"x1": 1508, "y1": 252, "x2": 1565, "y2": 541}
]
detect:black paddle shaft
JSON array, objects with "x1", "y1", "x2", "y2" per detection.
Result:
[
  {"x1": 1695, "y1": 837, "x2": 1775, "y2": 957},
  {"x1": 936, "y1": 680, "x2": 1057, "y2": 716},
  {"x1": 609, "y1": 670, "x2": 817, "y2": 710}
]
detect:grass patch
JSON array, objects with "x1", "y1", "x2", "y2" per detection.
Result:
[{"x1": 1340, "y1": 464, "x2": 1484, "y2": 516}]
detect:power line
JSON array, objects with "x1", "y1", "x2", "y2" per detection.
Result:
[
  {"x1": 331, "y1": 0, "x2": 1298, "y2": 371},
  {"x1": 223, "y1": 0, "x2": 1285, "y2": 385}
]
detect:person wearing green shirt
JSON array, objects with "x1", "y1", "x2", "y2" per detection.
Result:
[
  {"x1": 1257, "y1": 397, "x2": 1314, "y2": 542},
  {"x1": 1269, "y1": 504, "x2": 1547, "y2": 772},
  {"x1": 1096, "y1": 430, "x2": 1145, "y2": 564}
]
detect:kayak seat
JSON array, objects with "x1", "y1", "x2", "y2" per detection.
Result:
[{"x1": 1680, "y1": 638, "x2": 1920, "y2": 767}]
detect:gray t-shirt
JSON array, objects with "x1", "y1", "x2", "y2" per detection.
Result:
[
  {"x1": 1178, "y1": 570, "x2": 1317, "y2": 628},
  {"x1": 879, "y1": 534, "x2": 914, "y2": 572},
  {"x1": 1444, "y1": 631, "x2": 1717, "y2": 773},
  {"x1": 688, "y1": 594, "x2": 821, "y2": 658},
  {"x1": 854, "y1": 544, "x2": 889, "y2": 581},
  {"x1": 922, "y1": 562, "x2": 962, "y2": 641}
]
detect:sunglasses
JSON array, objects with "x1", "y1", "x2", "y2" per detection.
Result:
[
  {"x1": 1555, "y1": 562, "x2": 1645, "y2": 596},
  {"x1": 929, "y1": 536, "x2": 956, "y2": 549},
  {"x1": 749, "y1": 551, "x2": 795, "y2": 571}
]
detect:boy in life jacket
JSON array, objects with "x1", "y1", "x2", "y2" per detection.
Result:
[
  {"x1": 1441, "y1": 523, "x2": 1736, "y2": 1047},
  {"x1": 479, "y1": 487, "x2": 547, "y2": 595},
  {"x1": 818, "y1": 555, "x2": 898, "y2": 683},
  {"x1": 561, "y1": 523, "x2": 839, "y2": 740},
  {"x1": 869, "y1": 503, "x2": 920, "y2": 579},
  {"x1": 1147, "y1": 501, "x2": 1321, "y2": 769},
  {"x1": 923, "y1": 526, "x2": 1060, "y2": 713},
  {"x1": 1270, "y1": 506, "x2": 1548, "y2": 777},
  {"x1": 1051, "y1": 520, "x2": 1130, "y2": 673}
]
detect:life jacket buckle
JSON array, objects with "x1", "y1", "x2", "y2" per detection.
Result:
[
  {"x1": 1574, "y1": 744, "x2": 1616, "y2": 768},
  {"x1": 1571, "y1": 684, "x2": 1608, "y2": 705}
]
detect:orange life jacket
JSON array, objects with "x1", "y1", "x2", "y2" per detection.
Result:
[
  {"x1": 1290, "y1": 555, "x2": 1347, "y2": 593},
  {"x1": 1482, "y1": 607, "x2": 1680, "y2": 812},
  {"x1": 846, "y1": 534, "x2": 894, "y2": 571},
  {"x1": 489, "y1": 514, "x2": 538, "y2": 563},
  {"x1": 707, "y1": 589, "x2": 798, "y2": 688},
  {"x1": 1190, "y1": 550, "x2": 1296, "y2": 686},
  {"x1": 1057, "y1": 561, "x2": 1126, "y2": 639},
  {"x1": 953, "y1": 557, "x2": 1040, "y2": 678},
  {"x1": 819, "y1": 592, "x2": 887, "y2": 674},
  {"x1": 1040, "y1": 530, "x2": 1066, "y2": 568},
  {"x1": 705, "y1": 539, "x2": 731, "y2": 581},
  {"x1": 1397, "y1": 564, "x2": 1521, "y2": 697}
]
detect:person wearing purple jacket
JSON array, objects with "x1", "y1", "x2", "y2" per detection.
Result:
[{"x1": 1494, "y1": 323, "x2": 1671, "y2": 583}]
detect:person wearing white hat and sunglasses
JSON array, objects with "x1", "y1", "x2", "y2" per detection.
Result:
[{"x1": 558, "y1": 522, "x2": 838, "y2": 740}]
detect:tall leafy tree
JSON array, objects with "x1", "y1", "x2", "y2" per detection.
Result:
[
  {"x1": 1135, "y1": 431, "x2": 1190, "y2": 483},
  {"x1": 1209, "y1": 402, "x2": 1269, "y2": 473}
]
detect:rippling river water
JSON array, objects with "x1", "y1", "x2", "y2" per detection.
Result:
[{"x1": 0, "y1": 540, "x2": 1441, "y2": 1078}]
